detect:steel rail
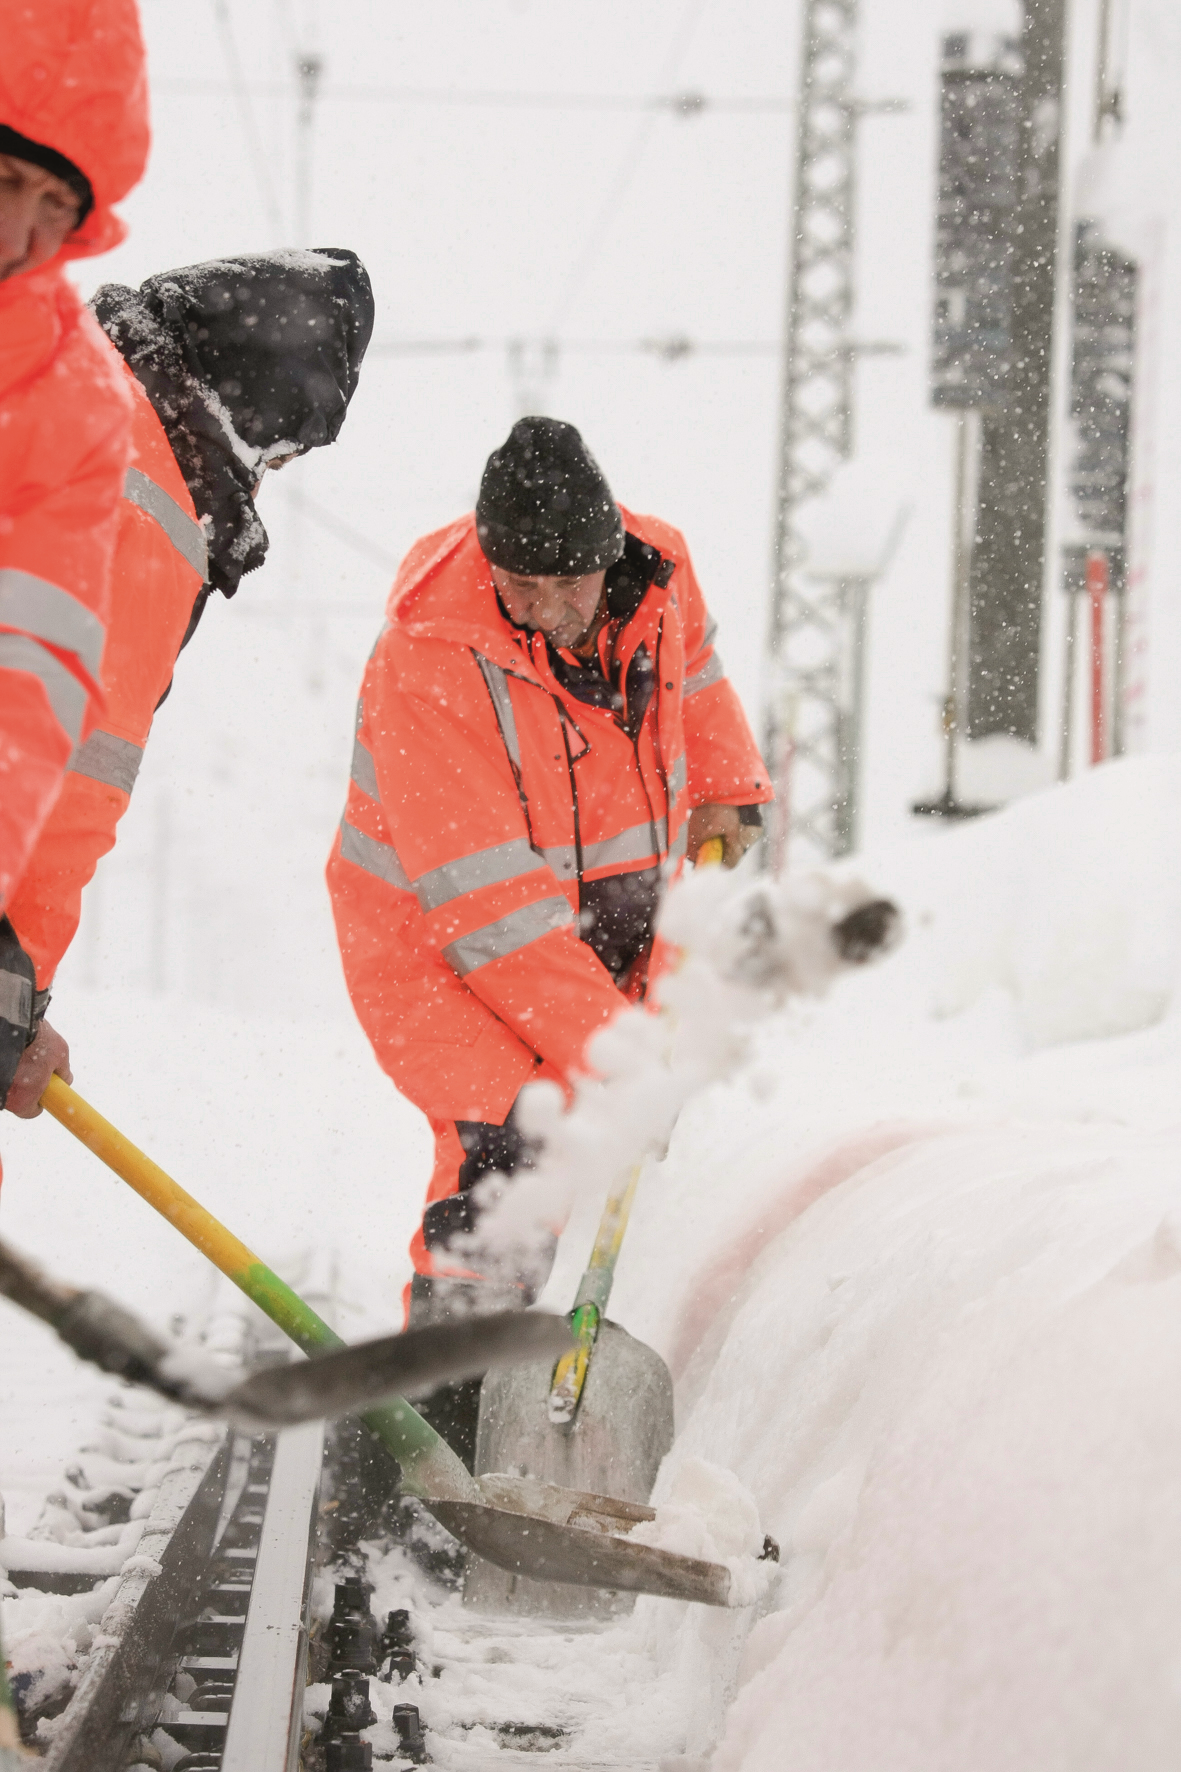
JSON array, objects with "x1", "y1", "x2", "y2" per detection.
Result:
[{"x1": 220, "y1": 1422, "x2": 324, "y2": 1771}]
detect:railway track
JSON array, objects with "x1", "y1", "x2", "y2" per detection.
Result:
[
  {"x1": 4, "y1": 1319, "x2": 672, "y2": 1770},
  {"x1": 2, "y1": 1297, "x2": 334, "y2": 1770}
]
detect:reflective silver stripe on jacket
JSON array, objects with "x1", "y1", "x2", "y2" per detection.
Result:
[
  {"x1": 443, "y1": 896, "x2": 574, "y2": 978},
  {"x1": 0, "y1": 633, "x2": 88, "y2": 744},
  {"x1": 541, "y1": 843, "x2": 578, "y2": 882},
  {"x1": 582, "y1": 818, "x2": 664, "y2": 874},
  {"x1": 338, "y1": 817, "x2": 411, "y2": 890},
  {"x1": 0, "y1": 968, "x2": 32, "y2": 1029},
  {"x1": 70, "y1": 729, "x2": 143, "y2": 795},
  {"x1": 0, "y1": 567, "x2": 105, "y2": 677},
  {"x1": 667, "y1": 753, "x2": 688, "y2": 803},
  {"x1": 413, "y1": 837, "x2": 547, "y2": 914},
  {"x1": 702, "y1": 615, "x2": 718, "y2": 649},
  {"x1": 350, "y1": 733, "x2": 380, "y2": 801},
  {"x1": 473, "y1": 653, "x2": 522, "y2": 769},
  {"x1": 668, "y1": 823, "x2": 689, "y2": 862},
  {"x1": 684, "y1": 650, "x2": 725, "y2": 696},
  {"x1": 123, "y1": 467, "x2": 209, "y2": 581}
]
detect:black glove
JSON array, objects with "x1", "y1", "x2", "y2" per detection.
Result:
[
  {"x1": 422, "y1": 1099, "x2": 541, "y2": 1252},
  {"x1": 0, "y1": 917, "x2": 36, "y2": 1110}
]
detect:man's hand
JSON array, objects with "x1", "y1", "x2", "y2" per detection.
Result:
[
  {"x1": 687, "y1": 804, "x2": 761, "y2": 869},
  {"x1": 5, "y1": 1020, "x2": 72, "y2": 1118}
]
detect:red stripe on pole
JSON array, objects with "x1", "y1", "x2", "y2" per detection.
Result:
[{"x1": 1087, "y1": 550, "x2": 1109, "y2": 766}]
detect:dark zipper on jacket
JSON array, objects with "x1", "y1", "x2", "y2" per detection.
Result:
[{"x1": 553, "y1": 699, "x2": 591, "y2": 883}]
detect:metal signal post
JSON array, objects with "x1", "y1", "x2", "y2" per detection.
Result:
[
  {"x1": 762, "y1": 0, "x2": 901, "y2": 866},
  {"x1": 763, "y1": 0, "x2": 858, "y2": 867}
]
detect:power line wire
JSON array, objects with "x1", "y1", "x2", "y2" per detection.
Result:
[
  {"x1": 286, "y1": 491, "x2": 400, "y2": 570},
  {"x1": 545, "y1": 0, "x2": 712, "y2": 331},
  {"x1": 366, "y1": 335, "x2": 780, "y2": 359},
  {"x1": 150, "y1": 77, "x2": 789, "y2": 113},
  {"x1": 207, "y1": 0, "x2": 286, "y2": 234}
]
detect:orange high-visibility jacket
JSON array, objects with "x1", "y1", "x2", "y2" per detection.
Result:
[
  {"x1": 326, "y1": 509, "x2": 772, "y2": 1127},
  {"x1": 0, "y1": 0, "x2": 150, "y2": 909},
  {"x1": 7, "y1": 369, "x2": 208, "y2": 985}
]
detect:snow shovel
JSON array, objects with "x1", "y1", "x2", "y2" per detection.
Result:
[
  {"x1": 40, "y1": 1078, "x2": 741, "y2": 1607},
  {"x1": 468, "y1": 1160, "x2": 676, "y2": 1614},
  {"x1": 0, "y1": 1234, "x2": 571, "y2": 1428}
]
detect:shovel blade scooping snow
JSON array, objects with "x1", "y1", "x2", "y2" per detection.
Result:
[
  {"x1": 225, "y1": 1311, "x2": 574, "y2": 1427},
  {"x1": 0, "y1": 1235, "x2": 572, "y2": 1429},
  {"x1": 467, "y1": 1319, "x2": 674, "y2": 1615},
  {"x1": 428, "y1": 1473, "x2": 732, "y2": 1608},
  {"x1": 39, "y1": 1077, "x2": 735, "y2": 1605}
]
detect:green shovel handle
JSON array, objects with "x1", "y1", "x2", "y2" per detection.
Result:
[{"x1": 40, "y1": 1076, "x2": 476, "y2": 1502}]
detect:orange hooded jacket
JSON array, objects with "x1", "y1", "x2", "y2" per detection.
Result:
[
  {"x1": 0, "y1": 0, "x2": 150, "y2": 910},
  {"x1": 327, "y1": 510, "x2": 771, "y2": 1205},
  {"x1": 6, "y1": 369, "x2": 207, "y2": 984}
]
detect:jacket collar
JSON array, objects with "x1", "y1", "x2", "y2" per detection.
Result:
[{"x1": 387, "y1": 508, "x2": 674, "y2": 676}]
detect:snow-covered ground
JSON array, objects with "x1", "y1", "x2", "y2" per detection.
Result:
[{"x1": 6, "y1": 755, "x2": 1181, "y2": 1765}]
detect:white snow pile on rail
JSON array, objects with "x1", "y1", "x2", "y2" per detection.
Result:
[
  {"x1": 583, "y1": 755, "x2": 1181, "y2": 1770},
  {"x1": 0, "y1": 1395, "x2": 221, "y2": 1727}
]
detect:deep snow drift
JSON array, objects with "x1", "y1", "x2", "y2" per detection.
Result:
[{"x1": 5, "y1": 756, "x2": 1181, "y2": 1767}]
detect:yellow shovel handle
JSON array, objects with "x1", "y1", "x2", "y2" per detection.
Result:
[
  {"x1": 697, "y1": 835, "x2": 725, "y2": 866},
  {"x1": 41, "y1": 1074, "x2": 261, "y2": 1283},
  {"x1": 38, "y1": 1074, "x2": 478, "y2": 1498}
]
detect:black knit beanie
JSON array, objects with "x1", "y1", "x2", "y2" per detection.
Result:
[
  {"x1": 476, "y1": 417, "x2": 624, "y2": 576},
  {"x1": 0, "y1": 124, "x2": 94, "y2": 225}
]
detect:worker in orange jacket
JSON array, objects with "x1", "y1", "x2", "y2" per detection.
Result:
[
  {"x1": 3, "y1": 250, "x2": 375, "y2": 1116},
  {"x1": 327, "y1": 418, "x2": 772, "y2": 1451},
  {"x1": 0, "y1": 0, "x2": 149, "y2": 1111}
]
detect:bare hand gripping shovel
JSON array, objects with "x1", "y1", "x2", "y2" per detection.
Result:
[{"x1": 40, "y1": 1077, "x2": 739, "y2": 1606}]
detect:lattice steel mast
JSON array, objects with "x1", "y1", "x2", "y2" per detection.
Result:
[
  {"x1": 758, "y1": 0, "x2": 904, "y2": 864},
  {"x1": 763, "y1": 0, "x2": 859, "y2": 866}
]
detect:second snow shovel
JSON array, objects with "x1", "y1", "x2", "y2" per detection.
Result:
[
  {"x1": 469, "y1": 1161, "x2": 675, "y2": 1615},
  {"x1": 0, "y1": 1234, "x2": 572, "y2": 1429},
  {"x1": 41, "y1": 1078, "x2": 741, "y2": 1608}
]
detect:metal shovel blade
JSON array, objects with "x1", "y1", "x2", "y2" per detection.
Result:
[
  {"x1": 464, "y1": 1319, "x2": 675, "y2": 1615},
  {"x1": 476, "y1": 1319, "x2": 674, "y2": 1507},
  {"x1": 426, "y1": 1472, "x2": 732, "y2": 1607},
  {"x1": 222, "y1": 1311, "x2": 574, "y2": 1428}
]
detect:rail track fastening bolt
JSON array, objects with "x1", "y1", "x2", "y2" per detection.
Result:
[
  {"x1": 380, "y1": 1608, "x2": 417, "y2": 1682},
  {"x1": 319, "y1": 1672, "x2": 378, "y2": 1739},
  {"x1": 325, "y1": 1737, "x2": 373, "y2": 1772},
  {"x1": 392, "y1": 1703, "x2": 429, "y2": 1764}
]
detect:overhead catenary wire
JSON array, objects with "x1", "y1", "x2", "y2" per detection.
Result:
[
  {"x1": 544, "y1": 0, "x2": 712, "y2": 332},
  {"x1": 284, "y1": 492, "x2": 400, "y2": 572},
  {"x1": 366, "y1": 335, "x2": 781, "y2": 359},
  {"x1": 207, "y1": 0, "x2": 286, "y2": 236},
  {"x1": 150, "y1": 78, "x2": 790, "y2": 114}
]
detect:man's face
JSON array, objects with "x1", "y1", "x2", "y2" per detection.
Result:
[
  {"x1": 490, "y1": 565, "x2": 607, "y2": 649},
  {"x1": 0, "y1": 155, "x2": 83, "y2": 282}
]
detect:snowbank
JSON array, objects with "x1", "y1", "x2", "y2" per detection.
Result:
[
  {"x1": 690, "y1": 1122, "x2": 1181, "y2": 1771},
  {"x1": 871, "y1": 755, "x2": 1181, "y2": 1048},
  {"x1": 543, "y1": 761, "x2": 1181, "y2": 1767}
]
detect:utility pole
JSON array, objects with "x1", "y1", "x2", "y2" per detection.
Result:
[
  {"x1": 294, "y1": 53, "x2": 323, "y2": 247},
  {"x1": 1059, "y1": 0, "x2": 1135, "y2": 776},
  {"x1": 965, "y1": 0, "x2": 1068, "y2": 747},
  {"x1": 293, "y1": 51, "x2": 324, "y2": 690},
  {"x1": 507, "y1": 337, "x2": 560, "y2": 418},
  {"x1": 763, "y1": 0, "x2": 901, "y2": 866},
  {"x1": 916, "y1": 30, "x2": 1021, "y2": 820}
]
